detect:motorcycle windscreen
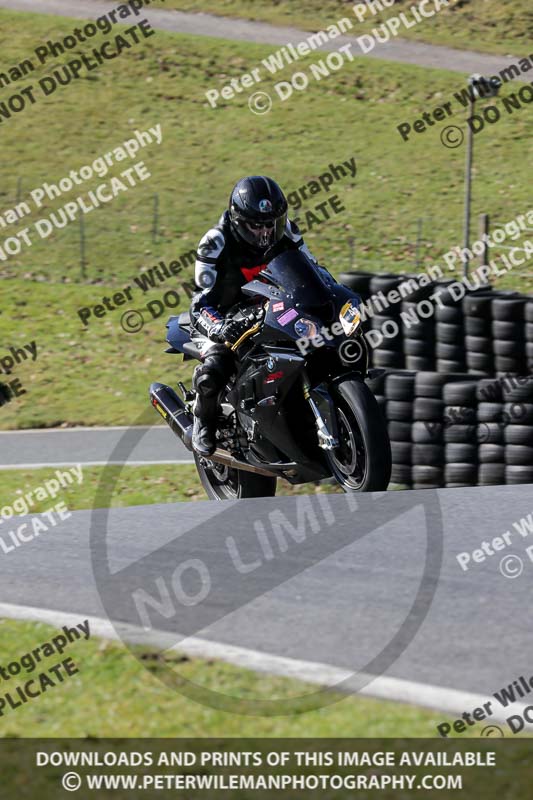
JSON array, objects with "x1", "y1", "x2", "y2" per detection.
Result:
[{"x1": 259, "y1": 250, "x2": 330, "y2": 308}]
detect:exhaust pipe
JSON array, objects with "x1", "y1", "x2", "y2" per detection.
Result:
[
  {"x1": 205, "y1": 448, "x2": 276, "y2": 477},
  {"x1": 149, "y1": 382, "x2": 276, "y2": 478},
  {"x1": 150, "y1": 382, "x2": 193, "y2": 449}
]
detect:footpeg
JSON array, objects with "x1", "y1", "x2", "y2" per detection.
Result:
[{"x1": 178, "y1": 382, "x2": 195, "y2": 403}]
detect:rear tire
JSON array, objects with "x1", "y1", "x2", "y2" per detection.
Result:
[
  {"x1": 194, "y1": 454, "x2": 277, "y2": 500},
  {"x1": 325, "y1": 378, "x2": 392, "y2": 492}
]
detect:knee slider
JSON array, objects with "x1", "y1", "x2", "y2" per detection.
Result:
[
  {"x1": 193, "y1": 364, "x2": 221, "y2": 397},
  {"x1": 204, "y1": 352, "x2": 234, "y2": 380}
]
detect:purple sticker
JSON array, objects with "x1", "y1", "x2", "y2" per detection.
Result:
[{"x1": 277, "y1": 308, "x2": 298, "y2": 326}]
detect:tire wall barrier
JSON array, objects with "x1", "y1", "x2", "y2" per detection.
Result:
[
  {"x1": 367, "y1": 369, "x2": 533, "y2": 488},
  {"x1": 344, "y1": 271, "x2": 533, "y2": 487},
  {"x1": 339, "y1": 271, "x2": 533, "y2": 375}
]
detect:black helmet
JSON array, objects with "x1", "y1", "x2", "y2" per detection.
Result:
[{"x1": 228, "y1": 176, "x2": 288, "y2": 249}]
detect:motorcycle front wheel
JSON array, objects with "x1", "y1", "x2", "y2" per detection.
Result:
[
  {"x1": 194, "y1": 455, "x2": 277, "y2": 500},
  {"x1": 325, "y1": 377, "x2": 391, "y2": 492}
]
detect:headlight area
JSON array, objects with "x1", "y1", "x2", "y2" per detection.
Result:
[
  {"x1": 294, "y1": 307, "x2": 364, "y2": 359},
  {"x1": 339, "y1": 300, "x2": 361, "y2": 336}
]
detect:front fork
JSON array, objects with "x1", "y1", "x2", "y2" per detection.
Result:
[{"x1": 302, "y1": 374, "x2": 339, "y2": 451}]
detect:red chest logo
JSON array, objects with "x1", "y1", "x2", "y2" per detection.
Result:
[{"x1": 240, "y1": 263, "x2": 266, "y2": 282}]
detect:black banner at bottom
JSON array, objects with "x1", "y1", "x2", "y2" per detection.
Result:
[{"x1": 2, "y1": 738, "x2": 532, "y2": 799}]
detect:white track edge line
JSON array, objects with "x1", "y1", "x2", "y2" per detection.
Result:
[
  {"x1": 0, "y1": 601, "x2": 529, "y2": 728},
  {"x1": 0, "y1": 460, "x2": 194, "y2": 469},
  {"x1": 0, "y1": 427, "x2": 159, "y2": 434}
]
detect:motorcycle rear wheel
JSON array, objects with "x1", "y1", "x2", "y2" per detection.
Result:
[
  {"x1": 326, "y1": 378, "x2": 392, "y2": 492},
  {"x1": 194, "y1": 455, "x2": 277, "y2": 500}
]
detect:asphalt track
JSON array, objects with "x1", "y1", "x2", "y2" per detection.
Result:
[
  {"x1": 1, "y1": 483, "x2": 532, "y2": 718},
  {"x1": 0, "y1": 426, "x2": 193, "y2": 468},
  {"x1": 0, "y1": 0, "x2": 528, "y2": 80}
]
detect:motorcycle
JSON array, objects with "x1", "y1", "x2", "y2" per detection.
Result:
[{"x1": 149, "y1": 250, "x2": 391, "y2": 499}]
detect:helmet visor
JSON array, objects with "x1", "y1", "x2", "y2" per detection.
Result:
[{"x1": 235, "y1": 212, "x2": 287, "y2": 249}]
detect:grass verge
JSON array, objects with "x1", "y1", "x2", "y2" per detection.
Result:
[
  {"x1": 0, "y1": 464, "x2": 344, "y2": 509},
  {"x1": 153, "y1": 0, "x2": 533, "y2": 57},
  {"x1": 0, "y1": 617, "x2": 481, "y2": 737}
]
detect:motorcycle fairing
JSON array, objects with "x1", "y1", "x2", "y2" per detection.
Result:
[{"x1": 228, "y1": 347, "x2": 330, "y2": 482}]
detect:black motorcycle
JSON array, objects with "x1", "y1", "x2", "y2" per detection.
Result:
[{"x1": 150, "y1": 250, "x2": 391, "y2": 499}]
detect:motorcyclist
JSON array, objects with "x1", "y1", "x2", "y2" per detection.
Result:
[{"x1": 189, "y1": 175, "x2": 331, "y2": 457}]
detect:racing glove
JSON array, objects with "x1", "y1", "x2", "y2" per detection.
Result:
[{"x1": 211, "y1": 317, "x2": 248, "y2": 346}]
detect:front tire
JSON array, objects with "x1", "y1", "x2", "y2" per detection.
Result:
[
  {"x1": 325, "y1": 377, "x2": 391, "y2": 492},
  {"x1": 194, "y1": 454, "x2": 277, "y2": 500}
]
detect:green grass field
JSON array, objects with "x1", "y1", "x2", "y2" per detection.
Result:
[
  {"x1": 0, "y1": 617, "x2": 484, "y2": 738},
  {"x1": 0, "y1": 9, "x2": 531, "y2": 430},
  {"x1": 0, "y1": 464, "x2": 344, "y2": 508},
  {"x1": 2, "y1": 9, "x2": 530, "y2": 286},
  {"x1": 154, "y1": 0, "x2": 533, "y2": 56}
]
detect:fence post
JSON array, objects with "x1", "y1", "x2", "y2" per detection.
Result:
[
  {"x1": 152, "y1": 193, "x2": 159, "y2": 244},
  {"x1": 462, "y1": 94, "x2": 475, "y2": 278},
  {"x1": 415, "y1": 218, "x2": 423, "y2": 269},
  {"x1": 80, "y1": 215, "x2": 87, "y2": 280},
  {"x1": 479, "y1": 213, "x2": 489, "y2": 266},
  {"x1": 348, "y1": 236, "x2": 355, "y2": 270}
]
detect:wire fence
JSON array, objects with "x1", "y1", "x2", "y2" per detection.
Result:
[
  {"x1": 1, "y1": 177, "x2": 530, "y2": 288},
  {"x1": 0, "y1": 186, "x2": 194, "y2": 285}
]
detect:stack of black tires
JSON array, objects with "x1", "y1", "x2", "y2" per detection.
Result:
[
  {"x1": 492, "y1": 295, "x2": 528, "y2": 375},
  {"x1": 528, "y1": 299, "x2": 533, "y2": 374},
  {"x1": 383, "y1": 372, "x2": 416, "y2": 487},
  {"x1": 503, "y1": 378, "x2": 533, "y2": 485},
  {"x1": 340, "y1": 269, "x2": 532, "y2": 488},
  {"x1": 340, "y1": 270, "x2": 533, "y2": 377},
  {"x1": 402, "y1": 297, "x2": 435, "y2": 372},
  {"x1": 443, "y1": 381, "x2": 479, "y2": 487},
  {"x1": 477, "y1": 378, "x2": 506, "y2": 486},
  {"x1": 368, "y1": 274, "x2": 405, "y2": 370},
  {"x1": 378, "y1": 373, "x2": 533, "y2": 489},
  {"x1": 463, "y1": 293, "x2": 494, "y2": 376},
  {"x1": 411, "y1": 372, "x2": 447, "y2": 489},
  {"x1": 436, "y1": 286, "x2": 467, "y2": 374}
]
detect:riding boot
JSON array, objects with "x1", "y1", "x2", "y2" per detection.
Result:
[{"x1": 192, "y1": 391, "x2": 219, "y2": 457}]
